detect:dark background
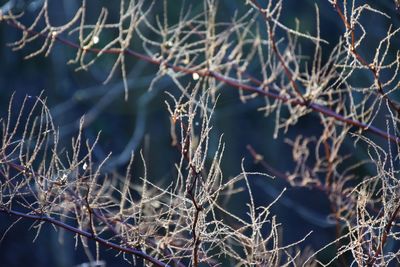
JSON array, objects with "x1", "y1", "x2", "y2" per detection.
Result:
[{"x1": 1, "y1": 0, "x2": 399, "y2": 266}]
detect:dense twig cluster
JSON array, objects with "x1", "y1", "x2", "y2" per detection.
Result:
[
  {"x1": 0, "y1": 92, "x2": 308, "y2": 266},
  {"x1": 1, "y1": 0, "x2": 400, "y2": 266}
]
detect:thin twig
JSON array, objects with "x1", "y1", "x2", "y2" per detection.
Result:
[
  {"x1": 2, "y1": 18, "x2": 399, "y2": 144},
  {"x1": 366, "y1": 200, "x2": 400, "y2": 266},
  {"x1": 0, "y1": 209, "x2": 171, "y2": 267}
]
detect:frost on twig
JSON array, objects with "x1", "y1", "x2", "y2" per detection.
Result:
[
  {"x1": 0, "y1": 91, "x2": 308, "y2": 266},
  {"x1": 1, "y1": 0, "x2": 400, "y2": 266}
]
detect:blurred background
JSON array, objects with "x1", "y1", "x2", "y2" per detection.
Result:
[{"x1": 1, "y1": 0, "x2": 399, "y2": 266}]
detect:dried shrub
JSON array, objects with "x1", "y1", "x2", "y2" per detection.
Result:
[{"x1": 1, "y1": 0, "x2": 400, "y2": 266}]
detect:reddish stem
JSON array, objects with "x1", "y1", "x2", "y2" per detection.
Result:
[
  {"x1": 0, "y1": 209, "x2": 171, "y2": 267},
  {"x1": 2, "y1": 15, "x2": 399, "y2": 145}
]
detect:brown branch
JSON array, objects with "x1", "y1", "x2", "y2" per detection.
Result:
[
  {"x1": 84, "y1": 185, "x2": 95, "y2": 237},
  {"x1": 366, "y1": 200, "x2": 400, "y2": 266},
  {"x1": 246, "y1": 144, "x2": 288, "y2": 181},
  {"x1": 94, "y1": 208, "x2": 186, "y2": 267},
  {"x1": 0, "y1": 208, "x2": 171, "y2": 267},
  {"x1": 248, "y1": 0, "x2": 309, "y2": 105},
  {"x1": 1, "y1": 159, "x2": 182, "y2": 267},
  {"x1": 186, "y1": 170, "x2": 202, "y2": 267},
  {"x1": 246, "y1": 144, "x2": 326, "y2": 192},
  {"x1": 210, "y1": 70, "x2": 399, "y2": 143},
  {"x1": 331, "y1": 1, "x2": 400, "y2": 114},
  {"x1": 2, "y1": 17, "x2": 399, "y2": 144},
  {"x1": 247, "y1": 143, "x2": 351, "y2": 265},
  {"x1": 171, "y1": 118, "x2": 203, "y2": 267}
]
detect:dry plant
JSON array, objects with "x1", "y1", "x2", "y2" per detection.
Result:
[{"x1": 1, "y1": 0, "x2": 400, "y2": 266}]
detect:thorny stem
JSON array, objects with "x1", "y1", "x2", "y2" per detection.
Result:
[{"x1": 2, "y1": 18, "x2": 400, "y2": 145}]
